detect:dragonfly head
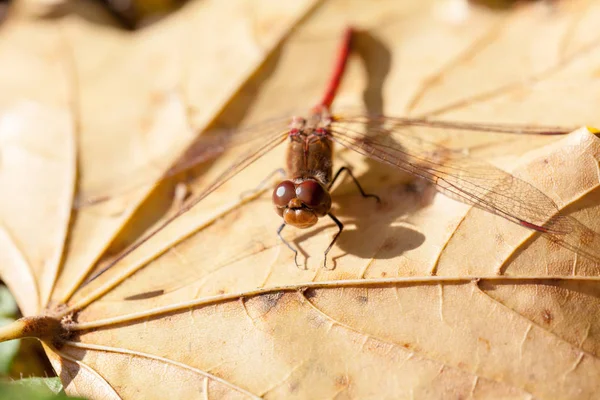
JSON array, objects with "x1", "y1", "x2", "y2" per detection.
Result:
[{"x1": 272, "y1": 179, "x2": 332, "y2": 229}]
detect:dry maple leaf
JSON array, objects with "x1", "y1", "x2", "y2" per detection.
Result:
[{"x1": 2, "y1": 0, "x2": 600, "y2": 399}]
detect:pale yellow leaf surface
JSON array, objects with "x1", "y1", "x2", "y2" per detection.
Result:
[{"x1": 2, "y1": 0, "x2": 600, "y2": 399}]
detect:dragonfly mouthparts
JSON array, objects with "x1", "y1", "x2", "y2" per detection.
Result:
[{"x1": 283, "y1": 207, "x2": 318, "y2": 229}]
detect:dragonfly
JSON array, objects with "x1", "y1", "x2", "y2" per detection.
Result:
[{"x1": 82, "y1": 27, "x2": 600, "y2": 283}]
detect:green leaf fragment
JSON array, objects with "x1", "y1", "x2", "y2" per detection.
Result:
[{"x1": 0, "y1": 377, "x2": 84, "y2": 400}]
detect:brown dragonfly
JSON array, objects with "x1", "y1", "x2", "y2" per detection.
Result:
[{"x1": 82, "y1": 27, "x2": 600, "y2": 282}]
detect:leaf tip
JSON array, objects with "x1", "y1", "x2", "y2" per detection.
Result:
[{"x1": 585, "y1": 126, "x2": 600, "y2": 135}]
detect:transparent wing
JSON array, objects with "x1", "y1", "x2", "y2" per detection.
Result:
[
  {"x1": 330, "y1": 115, "x2": 600, "y2": 264},
  {"x1": 99, "y1": 116, "x2": 595, "y2": 300},
  {"x1": 336, "y1": 115, "x2": 575, "y2": 135},
  {"x1": 75, "y1": 115, "x2": 292, "y2": 208},
  {"x1": 84, "y1": 127, "x2": 289, "y2": 284}
]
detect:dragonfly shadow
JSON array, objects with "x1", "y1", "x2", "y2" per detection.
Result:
[
  {"x1": 348, "y1": 27, "x2": 416, "y2": 200},
  {"x1": 352, "y1": 29, "x2": 391, "y2": 117},
  {"x1": 334, "y1": 224, "x2": 426, "y2": 261},
  {"x1": 290, "y1": 179, "x2": 435, "y2": 266},
  {"x1": 286, "y1": 30, "x2": 432, "y2": 266},
  {"x1": 328, "y1": 31, "x2": 430, "y2": 261},
  {"x1": 338, "y1": 177, "x2": 433, "y2": 257}
]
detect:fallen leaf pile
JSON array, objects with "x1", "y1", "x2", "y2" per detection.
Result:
[{"x1": 1, "y1": 0, "x2": 600, "y2": 398}]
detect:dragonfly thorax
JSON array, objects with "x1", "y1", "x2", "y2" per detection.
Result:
[{"x1": 286, "y1": 112, "x2": 335, "y2": 190}]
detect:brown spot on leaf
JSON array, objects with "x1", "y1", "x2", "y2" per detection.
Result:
[
  {"x1": 495, "y1": 233, "x2": 504, "y2": 245},
  {"x1": 401, "y1": 342, "x2": 420, "y2": 352},
  {"x1": 546, "y1": 237, "x2": 562, "y2": 252},
  {"x1": 256, "y1": 292, "x2": 284, "y2": 314},
  {"x1": 356, "y1": 295, "x2": 368, "y2": 304},
  {"x1": 580, "y1": 229, "x2": 595, "y2": 246},
  {"x1": 478, "y1": 337, "x2": 491, "y2": 352},
  {"x1": 304, "y1": 288, "x2": 318, "y2": 299},
  {"x1": 288, "y1": 380, "x2": 299, "y2": 393},
  {"x1": 542, "y1": 309, "x2": 553, "y2": 324},
  {"x1": 335, "y1": 375, "x2": 350, "y2": 388}
]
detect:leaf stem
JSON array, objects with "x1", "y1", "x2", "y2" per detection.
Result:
[{"x1": 0, "y1": 316, "x2": 63, "y2": 342}]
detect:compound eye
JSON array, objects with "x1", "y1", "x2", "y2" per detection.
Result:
[
  {"x1": 273, "y1": 181, "x2": 296, "y2": 207},
  {"x1": 296, "y1": 180, "x2": 326, "y2": 208}
]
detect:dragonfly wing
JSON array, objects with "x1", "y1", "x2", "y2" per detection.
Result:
[
  {"x1": 330, "y1": 116, "x2": 600, "y2": 264},
  {"x1": 84, "y1": 128, "x2": 290, "y2": 284},
  {"x1": 75, "y1": 116, "x2": 291, "y2": 208},
  {"x1": 334, "y1": 115, "x2": 576, "y2": 135}
]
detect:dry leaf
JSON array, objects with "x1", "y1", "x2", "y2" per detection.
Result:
[{"x1": 2, "y1": 0, "x2": 600, "y2": 399}]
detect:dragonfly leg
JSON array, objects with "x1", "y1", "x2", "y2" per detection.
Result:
[
  {"x1": 323, "y1": 212, "x2": 343, "y2": 269},
  {"x1": 329, "y1": 166, "x2": 380, "y2": 203},
  {"x1": 240, "y1": 168, "x2": 286, "y2": 200},
  {"x1": 277, "y1": 223, "x2": 300, "y2": 268}
]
